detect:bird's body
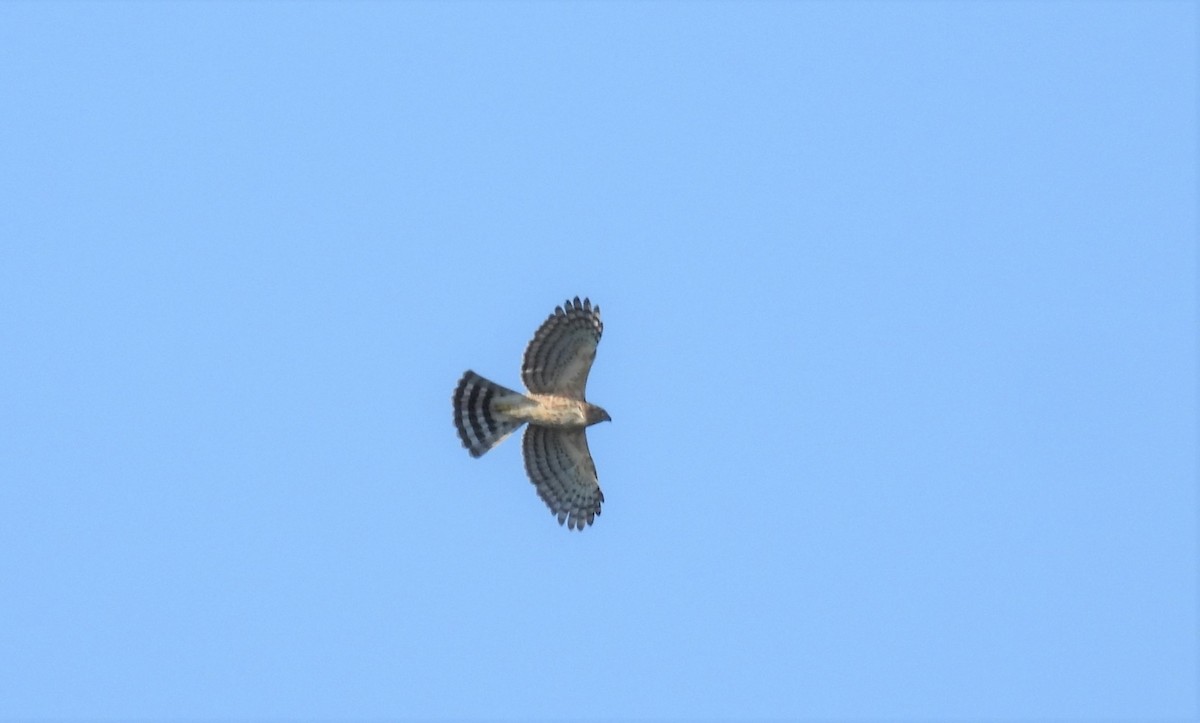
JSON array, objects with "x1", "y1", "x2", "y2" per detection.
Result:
[
  {"x1": 453, "y1": 297, "x2": 610, "y2": 530},
  {"x1": 507, "y1": 394, "x2": 601, "y2": 427}
]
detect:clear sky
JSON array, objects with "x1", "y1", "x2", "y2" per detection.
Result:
[{"x1": 1, "y1": 2, "x2": 1195, "y2": 720}]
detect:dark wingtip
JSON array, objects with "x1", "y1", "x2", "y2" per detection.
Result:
[{"x1": 557, "y1": 296, "x2": 600, "y2": 315}]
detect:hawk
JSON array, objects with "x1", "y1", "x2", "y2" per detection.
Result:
[{"x1": 453, "y1": 297, "x2": 611, "y2": 531}]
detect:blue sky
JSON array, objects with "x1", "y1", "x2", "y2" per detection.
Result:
[{"x1": 1, "y1": 2, "x2": 1195, "y2": 719}]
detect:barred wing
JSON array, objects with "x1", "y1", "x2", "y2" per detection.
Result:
[
  {"x1": 522, "y1": 426, "x2": 603, "y2": 531},
  {"x1": 521, "y1": 297, "x2": 603, "y2": 398}
]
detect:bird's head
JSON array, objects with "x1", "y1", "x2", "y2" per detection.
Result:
[{"x1": 586, "y1": 404, "x2": 612, "y2": 425}]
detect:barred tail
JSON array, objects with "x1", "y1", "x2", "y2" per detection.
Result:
[{"x1": 453, "y1": 371, "x2": 528, "y2": 458}]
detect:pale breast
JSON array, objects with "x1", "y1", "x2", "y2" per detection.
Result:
[{"x1": 519, "y1": 394, "x2": 589, "y2": 428}]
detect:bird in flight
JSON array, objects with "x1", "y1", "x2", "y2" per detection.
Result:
[{"x1": 453, "y1": 297, "x2": 611, "y2": 530}]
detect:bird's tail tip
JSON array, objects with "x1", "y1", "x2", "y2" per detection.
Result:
[{"x1": 453, "y1": 371, "x2": 525, "y2": 457}]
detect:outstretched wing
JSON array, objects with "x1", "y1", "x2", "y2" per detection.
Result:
[
  {"x1": 522, "y1": 426, "x2": 603, "y2": 531},
  {"x1": 521, "y1": 297, "x2": 603, "y2": 399}
]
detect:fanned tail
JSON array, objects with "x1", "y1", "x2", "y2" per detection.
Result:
[{"x1": 453, "y1": 371, "x2": 528, "y2": 457}]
